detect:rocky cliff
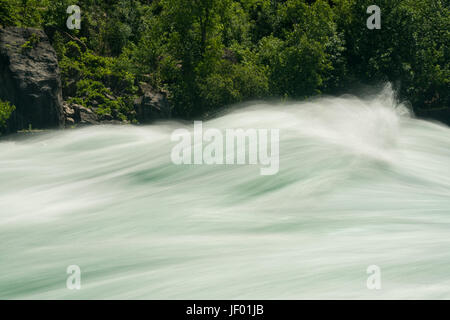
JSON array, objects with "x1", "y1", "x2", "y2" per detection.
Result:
[{"x1": 0, "y1": 27, "x2": 64, "y2": 133}]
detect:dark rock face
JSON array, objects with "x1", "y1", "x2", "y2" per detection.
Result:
[
  {"x1": 134, "y1": 83, "x2": 171, "y2": 123},
  {"x1": 0, "y1": 27, "x2": 64, "y2": 132},
  {"x1": 415, "y1": 108, "x2": 450, "y2": 126}
]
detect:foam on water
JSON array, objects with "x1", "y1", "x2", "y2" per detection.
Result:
[{"x1": 1, "y1": 86, "x2": 449, "y2": 299}]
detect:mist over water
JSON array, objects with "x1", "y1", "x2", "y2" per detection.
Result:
[{"x1": 1, "y1": 86, "x2": 450, "y2": 299}]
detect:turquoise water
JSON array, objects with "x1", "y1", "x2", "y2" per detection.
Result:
[{"x1": 1, "y1": 87, "x2": 450, "y2": 299}]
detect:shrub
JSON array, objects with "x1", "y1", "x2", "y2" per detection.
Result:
[
  {"x1": 0, "y1": 99, "x2": 15, "y2": 132},
  {"x1": 20, "y1": 33, "x2": 41, "y2": 53}
]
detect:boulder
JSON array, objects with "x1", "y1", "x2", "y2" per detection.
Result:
[
  {"x1": 0, "y1": 27, "x2": 65, "y2": 132},
  {"x1": 134, "y1": 83, "x2": 171, "y2": 123},
  {"x1": 63, "y1": 103, "x2": 99, "y2": 126}
]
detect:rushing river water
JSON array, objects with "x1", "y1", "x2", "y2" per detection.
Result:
[{"x1": 1, "y1": 87, "x2": 450, "y2": 299}]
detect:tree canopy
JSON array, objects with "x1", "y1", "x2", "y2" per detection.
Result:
[{"x1": 0, "y1": 0, "x2": 448, "y2": 121}]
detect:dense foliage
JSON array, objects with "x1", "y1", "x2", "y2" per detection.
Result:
[
  {"x1": 0, "y1": 99, "x2": 15, "y2": 133},
  {"x1": 0, "y1": 0, "x2": 448, "y2": 121}
]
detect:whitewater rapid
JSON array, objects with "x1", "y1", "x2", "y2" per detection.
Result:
[{"x1": 1, "y1": 87, "x2": 450, "y2": 299}]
